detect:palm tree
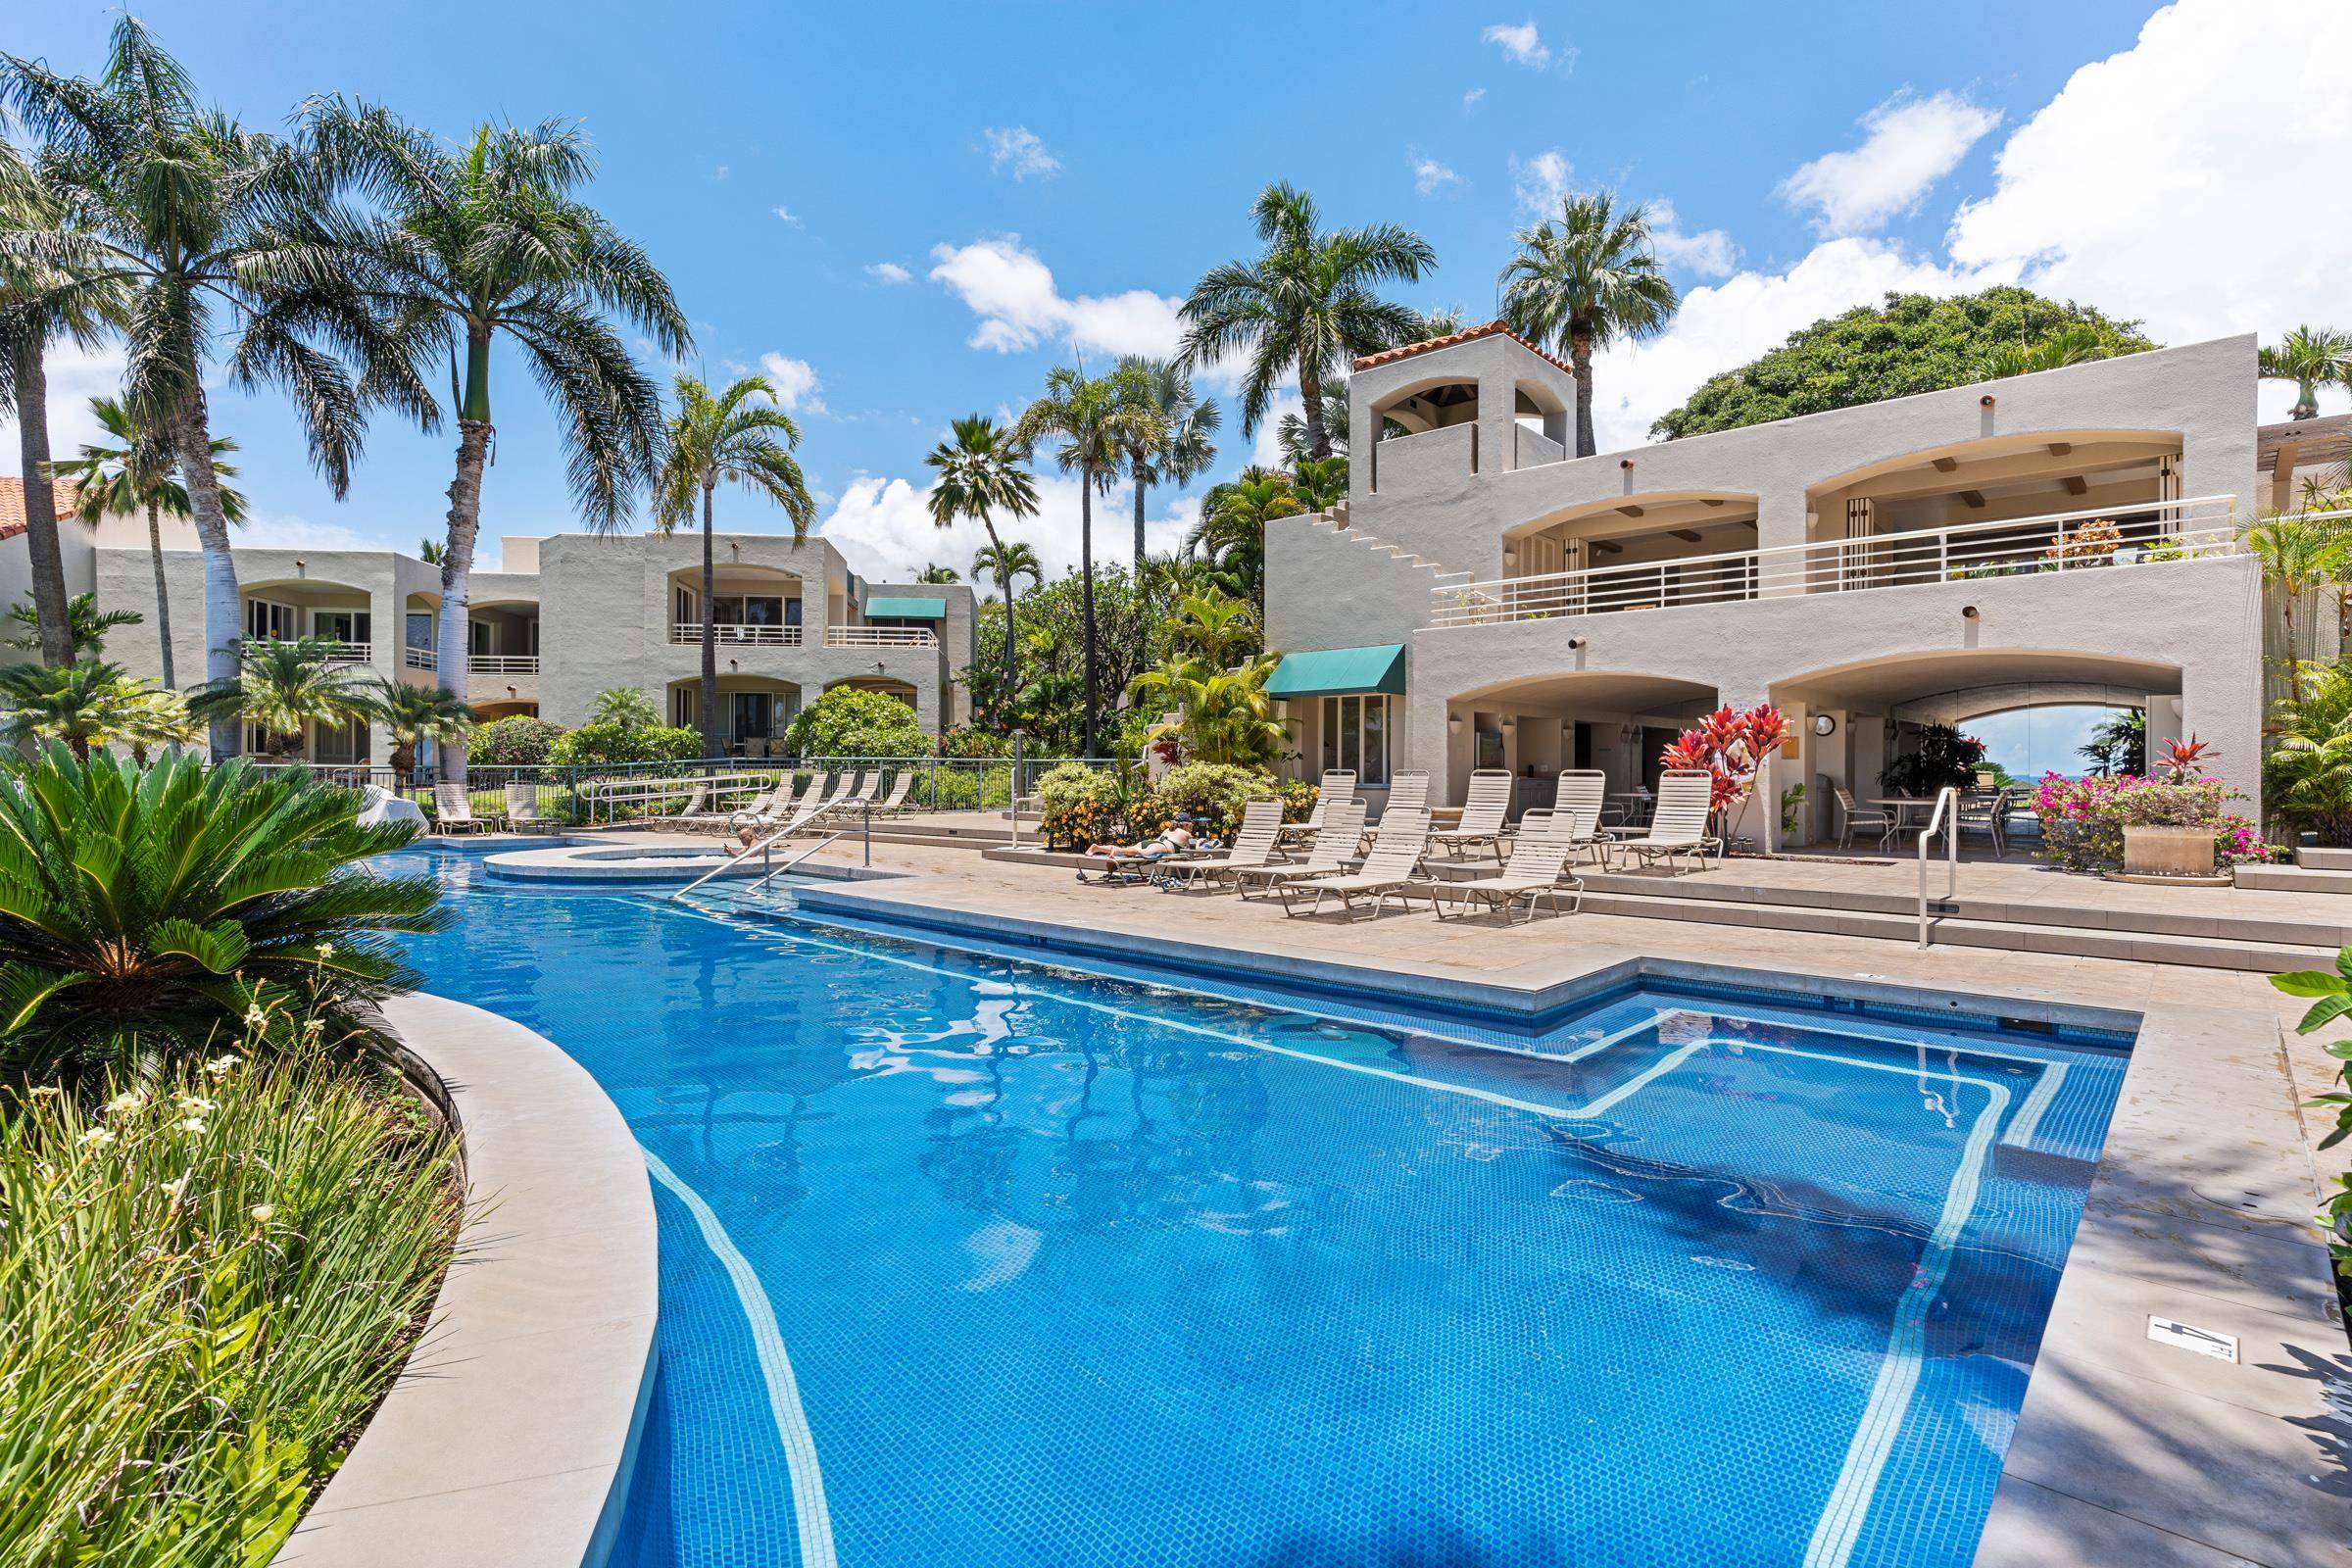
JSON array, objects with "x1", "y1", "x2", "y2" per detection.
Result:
[
  {"x1": 300, "y1": 98, "x2": 687, "y2": 786},
  {"x1": 916, "y1": 564, "x2": 960, "y2": 584},
  {"x1": 1128, "y1": 651, "x2": 1286, "y2": 767},
  {"x1": 4, "y1": 20, "x2": 418, "y2": 757},
  {"x1": 1985, "y1": 323, "x2": 2123, "y2": 381},
  {"x1": 416, "y1": 537, "x2": 445, "y2": 564},
  {"x1": 1178, "y1": 181, "x2": 1433, "y2": 461},
  {"x1": 2260, "y1": 325, "x2": 2352, "y2": 422},
  {"x1": 6, "y1": 592, "x2": 139, "y2": 657},
  {"x1": 926, "y1": 415, "x2": 1041, "y2": 732},
  {"x1": 970, "y1": 537, "x2": 1043, "y2": 725},
  {"x1": 186, "y1": 636, "x2": 377, "y2": 760},
  {"x1": 1497, "y1": 191, "x2": 1681, "y2": 457},
  {"x1": 1013, "y1": 368, "x2": 1156, "y2": 756},
  {"x1": 371, "y1": 678, "x2": 474, "y2": 773},
  {"x1": 1187, "y1": 470, "x2": 1305, "y2": 612},
  {"x1": 1112, "y1": 356, "x2": 1220, "y2": 570},
  {"x1": 587, "y1": 686, "x2": 662, "y2": 729},
  {"x1": 1276, "y1": 387, "x2": 1352, "y2": 466},
  {"x1": 2244, "y1": 514, "x2": 2343, "y2": 702},
  {"x1": 50, "y1": 395, "x2": 246, "y2": 687},
  {"x1": 1166, "y1": 589, "x2": 1262, "y2": 664},
  {"x1": 0, "y1": 660, "x2": 143, "y2": 760},
  {"x1": 652, "y1": 373, "x2": 814, "y2": 756}
]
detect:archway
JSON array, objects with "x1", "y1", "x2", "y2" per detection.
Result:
[
  {"x1": 1442, "y1": 670, "x2": 1719, "y2": 814},
  {"x1": 666, "y1": 674, "x2": 802, "y2": 756}
]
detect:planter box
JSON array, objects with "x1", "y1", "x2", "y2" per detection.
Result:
[{"x1": 2122, "y1": 824, "x2": 2215, "y2": 876}]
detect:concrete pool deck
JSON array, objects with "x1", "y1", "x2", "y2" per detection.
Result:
[{"x1": 608, "y1": 832, "x2": 2352, "y2": 1568}]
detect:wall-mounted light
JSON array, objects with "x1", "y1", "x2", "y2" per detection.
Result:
[
  {"x1": 1979, "y1": 394, "x2": 1995, "y2": 409},
  {"x1": 1960, "y1": 605, "x2": 1980, "y2": 620},
  {"x1": 1501, "y1": 548, "x2": 1519, "y2": 568},
  {"x1": 1619, "y1": 458, "x2": 1635, "y2": 471},
  {"x1": 1565, "y1": 637, "x2": 1587, "y2": 651},
  {"x1": 1447, "y1": 714, "x2": 1464, "y2": 734},
  {"x1": 1500, "y1": 717, "x2": 1517, "y2": 734},
  {"x1": 1812, "y1": 712, "x2": 1838, "y2": 737}
]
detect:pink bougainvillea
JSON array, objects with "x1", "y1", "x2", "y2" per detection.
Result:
[{"x1": 2033, "y1": 770, "x2": 2275, "y2": 871}]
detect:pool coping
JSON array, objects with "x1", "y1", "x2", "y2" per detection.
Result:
[
  {"x1": 270, "y1": 993, "x2": 659, "y2": 1568},
  {"x1": 779, "y1": 875, "x2": 2348, "y2": 1567}
]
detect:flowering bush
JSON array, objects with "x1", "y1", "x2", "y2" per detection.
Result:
[
  {"x1": 1660, "y1": 703, "x2": 1788, "y2": 815},
  {"x1": 1037, "y1": 762, "x2": 1126, "y2": 847},
  {"x1": 2045, "y1": 515, "x2": 2122, "y2": 564},
  {"x1": 2032, "y1": 773, "x2": 2276, "y2": 872},
  {"x1": 467, "y1": 714, "x2": 565, "y2": 766}
]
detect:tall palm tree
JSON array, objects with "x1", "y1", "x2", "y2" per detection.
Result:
[
  {"x1": 185, "y1": 635, "x2": 377, "y2": 760},
  {"x1": 301, "y1": 98, "x2": 687, "y2": 786},
  {"x1": 370, "y1": 678, "x2": 474, "y2": 773},
  {"x1": 1177, "y1": 182, "x2": 1433, "y2": 461},
  {"x1": 4, "y1": 19, "x2": 419, "y2": 757},
  {"x1": 651, "y1": 373, "x2": 814, "y2": 756},
  {"x1": 50, "y1": 395, "x2": 246, "y2": 688},
  {"x1": 916, "y1": 564, "x2": 960, "y2": 583},
  {"x1": 1497, "y1": 191, "x2": 1681, "y2": 457},
  {"x1": 2260, "y1": 325, "x2": 2352, "y2": 422},
  {"x1": 1013, "y1": 368, "x2": 1156, "y2": 756},
  {"x1": 926, "y1": 414, "x2": 1040, "y2": 730},
  {"x1": 970, "y1": 537, "x2": 1042, "y2": 724},
  {"x1": 1112, "y1": 356, "x2": 1220, "y2": 570}
]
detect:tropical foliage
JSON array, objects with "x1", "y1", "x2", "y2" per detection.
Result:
[
  {"x1": 2077, "y1": 709, "x2": 2147, "y2": 777},
  {"x1": 369, "y1": 678, "x2": 473, "y2": 771},
  {"x1": 927, "y1": 414, "x2": 1040, "y2": 725},
  {"x1": 185, "y1": 638, "x2": 375, "y2": 759},
  {"x1": 586, "y1": 686, "x2": 662, "y2": 729},
  {"x1": 0, "y1": 661, "x2": 193, "y2": 760},
  {"x1": 2268, "y1": 956, "x2": 2352, "y2": 1306},
  {"x1": 548, "y1": 718, "x2": 699, "y2": 766},
  {"x1": 2033, "y1": 774, "x2": 2272, "y2": 873},
  {"x1": 963, "y1": 564, "x2": 1168, "y2": 756},
  {"x1": 467, "y1": 713, "x2": 566, "y2": 766},
  {"x1": 1878, "y1": 723, "x2": 1989, "y2": 797},
  {"x1": 2258, "y1": 325, "x2": 2352, "y2": 422},
  {"x1": 783, "y1": 685, "x2": 926, "y2": 760},
  {"x1": 1112, "y1": 356, "x2": 1219, "y2": 568},
  {"x1": 7, "y1": 592, "x2": 139, "y2": 657},
  {"x1": 1130, "y1": 652, "x2": 1286, "y2": 768},
  {"x1": 1498, "y1": 191, "x2": 1680, "y2": 457},
  {"x1": 2267, "y1": 656, "x2": 2352, "y2": 844},
  {"x1": 1659, "y1": 704, "x2": 1788, "y2": 843}
]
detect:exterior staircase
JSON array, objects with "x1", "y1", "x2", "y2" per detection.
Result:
[{"x1": 1302, "y1": 510, "x2": 1459, "y2": 592}]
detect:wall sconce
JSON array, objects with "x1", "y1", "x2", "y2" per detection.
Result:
[
  {"x1": 1565, "y1": 637, "x2": 1587, "y2": 651},
  {"x1": 1500, "y1": 717, "x2": 1517, "y2": 734},
  {"x1": 1502, "y1": 548, "x2": 1518, "y2": 568},
  {"x1": 1960, "y1": 605, "x2": 1980, "y2": 620},
  {"x1": 1447, "y1": 715, "x2": 1464, "y2": 734},
  {"x1": 1619, "y1": 458, "x2": 1635, "y2": 471}
]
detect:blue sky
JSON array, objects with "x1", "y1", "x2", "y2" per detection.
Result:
[{"x1": 11, "y1": 1, "x2": 2350, "y2": 582}]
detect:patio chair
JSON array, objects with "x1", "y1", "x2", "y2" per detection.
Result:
[
  {"x1": 432, "y1": 780, "x2": 490, "y2": 835},
  {"x1": 1518, "y1": 801, "x2": 1611, "y2": 869},
  {"x1": 1157, "y1": 799, "x2": 1285, "y2": 892},
  {"x1": 1833, "y1": 785, "x2": 1895, "y2": 851},
  {"x1": 1614, "y1": 771, "x2": 1721, "y2": 874},
  {"x1": 1362, "y1": 771, "x2": 1430, "y2": 852},
  {"x1": 1234, "y1": 804, "x2": 1368, "y2": 900},
  {"x1": 1429, "y1": 838, "x2": 1582, "y2": 924},
  {"x1": 791, "y1": 772, "x2": 861, "y2": 833},
  {"x1": 646, "y1": 783, "x2": 709, "y2": 826},
  {"x1": 1277, "y1": 810, "x2": 1432, "y2": 921},
  {"x1": 871, "y1": 771, "x2": 916, "y2": 816},
  {"x1": 1280, "y1": 769, "x2": 1358, "y2": 846},
  {"x1": 1957, "y1": 787, "x2": 2015, "y2": 858},
  {"x1": 503, "y1": 780, "x2": 554, "y2": 829},
  {"x1": 852, "y1": 771, "x2": 884, "y2": 805},
  {"x1": 1428, "y1": 769, "x2": 1512, "y2": 859}
]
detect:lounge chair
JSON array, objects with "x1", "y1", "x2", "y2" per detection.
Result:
[
  {"x1": 1361, "y1": 771, "x2": 1429, "y2": 852},
  {"x1": 1519, "y1": 776, "x2": 1611, "y2": 868},
  {"x1": 1429, "y1": 769, "x2": 1512, "y2": 859},
  {"x1": 791, "y1": 772, "x2": 859, "y2": 833},
  {"x1": 1280, "y1": 769, "x2": 1357, "y2": 847},
  {"x1": 731, "y1": 773, "x2": 818, "y2": 833},
  {"x1": 503, "y1": 780, "x2": 554, "y2": 829},
  {"x1": 1429, "y1": 838, "x2": 1582, "y2": 923},
  {"x1": 433, "y1": 780, "x2": 491, "y2": 835},
  {"x1": 1157, "y1": 799, "x2": 1285, "y2": 892},
  {"x1": 1833, "y1": 785, "x2": 1894, "y2": 851},
  {"x1": 870, "y1": 771, "x2": 914, "y2": 816},
  {"x1": 852, "y1": 771, "x2": 884, "y2": 805},
  {"x1": 646, "y1": 783, "x2": 709, "y2": 826},
  {"x1": 1277, "y1": 809, "x2": 1431, "y2": 920},
  {"x1": 1613, "y1": 771, "x2": 1720, "y2": 874},
  {"x1": 1233, "y1": 803, "x2": 1368, "y2": 899}
]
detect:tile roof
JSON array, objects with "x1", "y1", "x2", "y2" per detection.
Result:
[
  {"x1": 0, "y1": 476, "x2": 80, "y2": 543},
  {"x1": 2257, "y1": 413, "x2": 2352, "y2": 472},
  {"x1": 1351, "y1": 319, "x2": 1576, "y2": 377}
]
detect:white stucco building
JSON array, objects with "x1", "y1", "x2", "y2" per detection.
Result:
[{"x1": 1263, "y1": 326, "x2": 2332, "y2": 844}]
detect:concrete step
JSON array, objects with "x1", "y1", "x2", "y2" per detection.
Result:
[
  {"x1": 2295, "y1": 847, "x2": 2352, "y2": 871},
  {"x1": 2238, "y1": 862, "x2": 2352, "y2": 895}
]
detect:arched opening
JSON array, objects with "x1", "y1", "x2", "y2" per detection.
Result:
[
  {"x1": 667, "y1": 561, "x2": 804, "y2": 648},
  {"x1": 1495, "y1": 492, "x2": 1761, "y2": 606},
  {"x1": 466, "y1": 595, "x2": 540, "y2": 677},
  {"x1": 1443, "y1": 671, "x2": 1719, "y2": 813},
  {"x1": 1372, "y1": 375, "x2": 1480, "y2": 436},
  {"x1": 665, "y1": 673, "x2": 802, "y2": 757},
  {"x1": 239, "y1": 575, "x2": 373, "y2": 664},
  {"x1": 1511, "y1": 378, "x2": 1571, "y2": 467}
]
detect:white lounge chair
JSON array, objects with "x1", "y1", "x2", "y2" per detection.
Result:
[
  {"x1": 733, "y1": 773, "x2": 819, "y2": 832},
  {"x1": 870, "y1": 771, "x2": 914, "y2": 816},
  {"x1": 851, "y1": 771, "x2": 884, "y2": 805},
  {"x1": 1430, "y1": 838, "x2": 1582, "y2": 923},
  {"x1": 1234, "y1": 803, "x2": 1368, "y2": 899},
  {"x1": 646, "y1": 782, "x2": 709, "y2": 826},
  {"x1": 1278, "y1": 809, "x2": 1431, "y2": 920},
  {"x1": 1521, "y1": 771, "x2": 1611, "y2": 866},
  {"x1": 432, "y1": 780, "x2": 491, "y2": 834},
  {"x1": 1614, "y1": 770, "x2": 1720, "y2": 874},
  {"x1": 1429, "y1": 769, "x2": 1512, "y2": 859},
  {"x1": 1157, "y1": 799, "x2": 1284, "y2": 892},
  {"x1": 1363, "y1": 771, "x2": 1430, "y2": 852},
  {"x1": 1280, "y1": 769, "x2": 1357, "y2": 846},
  {"x1": 793, "y1": 772, "x2": 859, "y2": 833},
  {"x1": 503, "y1": 780, "x2": 554, "y2": 829}
]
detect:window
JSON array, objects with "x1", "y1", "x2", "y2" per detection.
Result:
[
  {"x1": 313, "y1": 610, "x2": 370, "y2": 645},
  {"x1": 246, "y1": 599, "x2": 297, "y2": 641},
  {"x1": 671, "y1": 687, "x2": 698, "y2": 728},
  {"x1": 731, "y1": 692, "x2": 774, "y2": 740},
  {"x1": 470, "y1": 618, "x2": 493, "y2": 655},
  {"x1": 314, "y1": 716, "x2": 369, "y2": 765},
  {"x1": 711, "y1": 595, "x2": 786, "y2": 626},
  {"x1": 1318, "y1": 694, "x2": 1390, "y2": 786},
  {"x1": 405, "y1": 612, "x2": 433, "y2": 651}
]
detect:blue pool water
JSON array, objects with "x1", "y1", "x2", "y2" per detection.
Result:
[{"x1": 380, "y1": 847, "x2": 2131, "y2": 1568}]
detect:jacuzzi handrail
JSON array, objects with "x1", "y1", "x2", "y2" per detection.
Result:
[{"x1": 671, "y1": 825, "x2": 849, "y2": 900}]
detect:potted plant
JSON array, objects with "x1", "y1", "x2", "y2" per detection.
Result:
[{"x1": 2121, "y1": 736, "x2": 2221, "y2": 875}]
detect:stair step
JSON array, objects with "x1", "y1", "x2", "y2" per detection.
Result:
[
  {"x1": 2238, "y1": 863, "x2": 2352, "y2": 895},
  {"x1": 2296, "y1": 847, "x2": 2352, "y2": 871}
]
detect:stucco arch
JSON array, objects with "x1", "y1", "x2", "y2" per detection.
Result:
[
  {"x1": 1766, "y1": 648, "x2": 2180, "y2": 711},
  {"x1": 1503, "y1": 490, "x2": 1760, "y2": 545}
]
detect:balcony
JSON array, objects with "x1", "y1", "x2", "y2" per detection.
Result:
[
  {"x1": 317, "y1": 640, "x2": 370, "y2": 663},
  {"x1": 403, "y1": 646, "x2": 436, "y2": 670},
  {"x1": 1431, "y1": 495, "x2": 2243, "y2": 628},
  {"x1": 826, "y1": 625, "x2": 937, "y2": 649},
  {"x1": 670, "y1": 621, "x2": 803, "y2": 647},
  {"x1": 468, "y1": 654, "x2": 539, "y2": 675}
]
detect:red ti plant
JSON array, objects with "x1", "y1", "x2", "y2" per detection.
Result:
[
  {"x1": 1660, "y1": 703, "x2": 1790, "y2": 844},
  {"x1": 2155, "y1": 733, "x2": 2218, "y2": 783}
]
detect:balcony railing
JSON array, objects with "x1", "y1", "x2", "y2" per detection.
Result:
[
  {"x1": 826, "y1": 625, "x2": 937, "y2": 649},
  {"x1": 670, "y1": 621, "x2": 803, "y2": 646},
  {"x1": 317, "y1": 640, "x2": 371, "y2": 663},
  {"x1": 1430, "y1": 495, "x2": 2243, "y2": 628},
  {"x1": 403, "y1": 646, "x2": 436, "y2": 670},
  {"x1": 468, "y1": 654, "x2": 539, "y2": 675}
]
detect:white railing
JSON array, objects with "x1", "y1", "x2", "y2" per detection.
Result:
[
  {"x1": 402, "y1": 646, "x2": 436, "y2": 671},
  {"x1": 670, "y1": 621, "x2": 803, "y2": 646},
  {"x1": 318, "y1": 641, "x2": 371, "y2": 663},
  {"x1": 468, "y1": 654, "x2": 539, "y2": 675},
  {"x1": 1430, "y1": 495, "x2": 2241, "y2": 628},
  {"x1": 1917, "y1": 786, "x2": 1961, "y2": 949},
  {"x1": 826, "y1": 625, "x2": 937, "y2": 649}
]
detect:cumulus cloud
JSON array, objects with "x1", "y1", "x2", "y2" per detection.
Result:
[
  {"x1": 1509, "y1": 149, "x2": 1574, "y2": 217},
  {"x1": 817, "y1": 471, "x2": 1197, "y2": 583},
  {"x1": 1411, "y1": 156, "x2": 1465, "y2": 197},
  {"x1": 757, "y1": 353, "x2": 825, "y2": 414},
  {"x1": 1780, "y1": 89, "x2": 2001, "y2": 236},
  {"x1": 0, "y1": 339, "x2": 124, "y2": 463},
  {"x1": 982, "y1": 126, "x2": 1061, "y2": 181},
  {"x1": 1481, "y1": 21, "x2": 1552, "y2": 69},
  {"x1": 928, "y1": 235, "x2": 1187, "y2": 362},
  {"x1": 865, "y1": 261, "x2": 912, "y2": 285},
  {"x1": 1645, "y1": 199, "x2": 1739, "y2": 279}
]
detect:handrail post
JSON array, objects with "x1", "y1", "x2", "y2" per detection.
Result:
[{"x1": 1916, "y1": 784, "x2": 1960, "y2": 948}]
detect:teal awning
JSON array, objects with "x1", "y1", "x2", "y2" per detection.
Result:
[
  {"x1": 1264, "y1": 644, "x2": 1406, "y2": 700},
  {"x1": 865, "y1": 596, "x2": 947, "y2": 619}
]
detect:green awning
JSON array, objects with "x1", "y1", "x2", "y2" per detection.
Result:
[
  {"x1": 1264, "y1": 644, "x2": 1406, "y2": 700},
  {"x1": 865, "y1": 596, "x2": 947, "y2": 619}
]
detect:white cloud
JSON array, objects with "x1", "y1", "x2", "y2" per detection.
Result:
[
  {"x1": 0, "y1": 340, "x2": 124, "y2": 466},
  {"x1": 817, "y1": 471, "x2": 1197, "y2": 583},
  {"x1": 1481, "y1": 21, "x2": 1551, "y2": 69},
  {"x1": 927, "y1": 236, "x2": 1187, "y2": 362},
  {"x1": 771, "y1": 205, "x2": 803, "y2": 225},
  {"x1": 865, "y1": 261, "x2": 912, "y2": 285},
  {"x1": 236, "y1": 510, "x2": 396, "y2": 555},
  {"x1": 1947, "y1": 0, "x2": 2352, "y2": 348},
  {"x1": 1509, "y1": 149, "x2": 1575, "y2": 217},
  {"x1": 755, "y1": 353, "x2": 826, "y2": 415},
  {"x1": 1646, "y1": 199, "x2": 1738, "y2": 279},
  {"x1": 710, "y1": 164, "x2": 729, "y2": 181},
  {"x1": 1411, "y1": 156, "x2": 1465, "y2": 197},
  {"x1": 981, "y1": 125, "x2": 1061, "y2": 181},
  {"x1": 1462, "y1": 86, "x2": 1487, "y2": 111},
  {"x1": 1780, "y1": 90, "x2": 2002, "y2": 236}
]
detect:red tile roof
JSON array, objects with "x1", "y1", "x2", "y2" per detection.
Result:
[
  {"x1": 0, "y1": 476, "x2": 80, "y2": 543},
  {"x1": 1351, "y1": 319, "x2": 1576, "y2": 376}
]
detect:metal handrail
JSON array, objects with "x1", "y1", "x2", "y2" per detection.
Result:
[
  {"x1": 741, "y1": 829, "x2": 850, "y2": 897},
  {"x1": 1916, "y1": 785, "x2": 1961, "y2": 948},
  {"x1": 672, "y1": 824, "x2": 846, "y2": 900}
]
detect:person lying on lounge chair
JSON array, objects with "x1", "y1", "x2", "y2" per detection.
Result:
[{"x1": 1077, "y1": 819, "x2": 1198, "y2": 883}]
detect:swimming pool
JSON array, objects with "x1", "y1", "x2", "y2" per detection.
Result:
[{"x1": 381, "y1": 846, "x2": 2131, "y2": 1568}]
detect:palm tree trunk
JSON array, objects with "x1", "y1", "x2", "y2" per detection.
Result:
[
  {"x1": 985, "y1": 520, "x2": 1018, "y2": 729},
  {"x1": 1298, "y1": 362, "x2": 1332, "y2": 461},
  {"x1": 699, "y1": 480, "x2": 719, "y2": 758},
  {"x1": 436, "y1": 416, "x2": 492, "y2": 790},
  {"x1": 10, "y1": 336, "x2": 72, "y2": 668},
  {"x1": 1132, "y1": 475, "x2": 1148, "y2": 572},
  {"x1": 174, "y1": 395, "x2": 242, "y2": 761},
  {"x1": 1079, "y1": 479, "x2": 1099, "y2": 758},
  {"x1": 145, "y1": 500, "x2": 175, "y2": 689},
  {"x1": 1570, "y1": 329, "x2": 1597, "y2": 458}
]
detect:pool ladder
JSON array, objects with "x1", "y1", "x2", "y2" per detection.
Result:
[
  {"x1": 1915, "y1": 785, "x2": 1960, "y2": 948},
  {"x1": 673, "y1": 826, "x2": 850, "y2": 902}
]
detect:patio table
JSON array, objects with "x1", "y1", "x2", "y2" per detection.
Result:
[{"x1": 1872, "y1": 797, "x2": 1943, "y2": 842}]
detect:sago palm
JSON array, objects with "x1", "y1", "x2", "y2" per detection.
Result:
[
  {"x1": 185, "y1": 636, "x2": 377, "y2": 760},
  {"x1": 0, "y1": 744, "x2": 442, "y2": 1075},
  {"x1": 4, "y1": 19, "x2": 422, "y2": 759},
  {"x1": 1013, "y1": 368, "x2": 1157, "y2": 756},
  {"x1": 50, "y1": 395, "x2": 247, "y2": 688},
  {"x1": 1112, "y1": 356, "x2": 1220, "y2": 570},
  {"x1": 653, "y1": 373, "x2": 814, "y2": 756},
  {"x1": 300, "y1": 97, "x2": 687, "y2": 784},
  {"x1": 927, "y1": 414, "x2": 1041, "y2": 729},
  {"x1": 370, "y1": 678, "x2": 474, "y2": 773},
  {"x1": 587, "y1": 685, "x2": 662, "y2": 729},
  {"x1": 1178, "y1": 181, "x2": 1433, "y2": 460},
  {"x1": 6, "y1": 592, "x2": 139, "y2": 658},
  {"x1": 1497, "y1": 191, "x2": 1680, "y2": 457},
  {"x1": 2259, "y1": 325, "x2": 2352, "y2": 422},
  {"x1": 0, "y1": 660, "x2": 144, "y2": 760}
]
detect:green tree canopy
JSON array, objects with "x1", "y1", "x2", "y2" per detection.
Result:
[
  {"x1": 1651, "y1": 288, "x2": 2157, "y2": 441},
  {"x1": 784, "y1": 686, "x2": 927, "y2": 759}
]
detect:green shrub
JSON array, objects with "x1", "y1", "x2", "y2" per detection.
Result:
[
  {"x1": 0, "y1": 1044, "x2": 459, "y2": 1565},
  {"x1": 786, "y1": 686, "x2": 928, "y2": 760},
  {"x1": 1037, "y1": 762, "x2": 1125, "y2": 847},
  {"x1": 1141, "y1": 761, "x2": 1282, "y2": 838},
  {"x1": 548, "y1": 719, "x2": 702, "y2": 766},
  {"x1": 0, "y1": 745, "x2": 441, "y2": 1077},
  {"x1": 938, "y1": 724, "x2": 1010, "y2": 759},
  {"x1": 467, "y1": 714, "x2": 566, "y2": 766}
]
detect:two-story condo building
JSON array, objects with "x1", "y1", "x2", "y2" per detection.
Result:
[
  {"x1": 14, "y1": 522, "x2": 974, "y2": 763},
  {"x1": 1264, "y1": 328, "x2": 2332, "y2": 846}
]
